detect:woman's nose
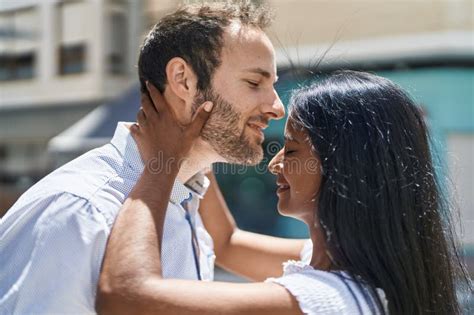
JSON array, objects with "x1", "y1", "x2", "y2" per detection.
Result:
[{"x1": 268, "y1": 149, "x2": 284, "y2": 175}]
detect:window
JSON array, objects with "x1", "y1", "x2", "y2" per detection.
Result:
[
  {"x1": 57, "y1": 1, "x2": 88, "y2": 75},
  {"x1": 108, "y1": 12, "x2": 127, "y2": 74},
  {"x1": 0, "y1": 53, "x2": 35, "y2": 81},
  {"x1": 107, "y1": 0, "x2": 128, "y2": 75},
  {"x1": 59, "y1": 43, "x2": 86, "y2": 75},
  {"x1": 0, "y1": 8, "x2": 38, "y2": 81},
  {"x1": 0, "y1": 145, "x2": 7, "y2": 161}
]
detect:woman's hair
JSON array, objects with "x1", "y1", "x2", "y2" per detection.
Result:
[{"x1": 289, "y1": 70, "x2": 470, "y2": 314}]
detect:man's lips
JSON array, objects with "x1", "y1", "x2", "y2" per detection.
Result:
[
  {"x1": 247, "y1": 122, "x2": 267, "y2": 139},
  {"x1": 247, "y1": 121, "x2": 268, "y2": 130}
]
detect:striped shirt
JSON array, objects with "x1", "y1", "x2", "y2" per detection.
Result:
[{"x1": 0, "y1": 122, "x2": 215, "y2": 314}]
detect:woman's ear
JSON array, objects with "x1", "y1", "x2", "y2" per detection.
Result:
[{"x1": 165, "y1": 57, "x2": 198, "y2": 109}]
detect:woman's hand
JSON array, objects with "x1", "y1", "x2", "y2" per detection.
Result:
[{"x1": 131, "y1": 81, "x2": 213, "y2": 173}]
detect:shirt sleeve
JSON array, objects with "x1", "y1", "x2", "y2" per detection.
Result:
[
  {"x1": 266, "y1": 269, "x2": 390, "y2": 315},
  {"x1": 266, "y1": 271, "x2": 350, "y2": 315},
  {"x1": 300, "y1": 239, "x2": 313, "y2": 264},
  {"x1": 8, "y1": 192, "x2": 110, "y2": 314}
]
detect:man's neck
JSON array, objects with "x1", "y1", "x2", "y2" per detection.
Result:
[
  {"x1": 176, "y1": 140, "x2": 220, "y2": 183},
  {"x1": 176, "y1": 158, "x2": 211, "y2": 183},
  {"x1": 126, "y1": 121, "x2": 218, "y2": 184}
]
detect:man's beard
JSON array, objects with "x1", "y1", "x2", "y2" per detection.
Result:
[{"x1": 193, "y1": 88, "x2": 263, "y2": 165}]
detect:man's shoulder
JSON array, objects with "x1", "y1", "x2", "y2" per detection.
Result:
[
  {"x1": 7, "y1": 144, "x2": 138, "y2": 223},
  {"x1": 33, "y1": 145, "x2": 122, "y2": 199},
  {"x1": 0, "y1": 189, "x2": 109, "y2": 315}
]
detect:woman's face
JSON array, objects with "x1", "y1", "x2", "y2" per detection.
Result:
[{"x1": 269, "y1": 117, "x2": 323, "y2": 224}]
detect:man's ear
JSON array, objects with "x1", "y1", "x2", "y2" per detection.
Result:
[{"x1": 165, "y1": 57, "x2": 198, "y2": 109}]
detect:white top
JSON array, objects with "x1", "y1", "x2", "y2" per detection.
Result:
[
  {"x1": 266, "y1": 261, "x2": 389, "y2": 315},
  {"x1": 0, "y1": 122, "x2": 215, "y2": 315}
]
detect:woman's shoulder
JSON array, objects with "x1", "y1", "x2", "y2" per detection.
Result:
[{"x1": 265, "y1": 261, "x2": 388, "y2": 315}]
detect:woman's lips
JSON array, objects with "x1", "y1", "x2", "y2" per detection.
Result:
[
  {"x1": 277, "y1": 186, "x2": 290, "y2": 195},
  {"x1": 276, "y1": 182, "x2": 290, "y2": 195}
]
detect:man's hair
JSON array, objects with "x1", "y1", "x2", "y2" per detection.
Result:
[{"x1": 138, "y1": 0, "x2": 273, "y2": 94}]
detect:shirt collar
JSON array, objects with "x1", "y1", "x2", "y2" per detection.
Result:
[
  {"x1": 186, "y1": 172, "x2": 210, "y2": 199},
  {"x1": 110, "y1": 122, "x2": 209, "y2": 205},
  {"x1": 110, "y1": 122, "x2": 144, "y2": 174}
]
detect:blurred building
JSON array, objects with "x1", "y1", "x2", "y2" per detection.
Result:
[
  {"x1": 1, "y1": 0, "x2": 473, "y2": 258},
  {"x1": 145, "y1": 1, "x2": 474, "y2": 275},
  {"x1": 0, "y1": 0, "x2": 144, "y2": 208},
  {"x1": 0, "y1": 0, "x2": 472, "y2": 301},
  {"x1": 146, "y1": 0, "x2": 473, "y2": 58},
  {"x1": 267, "y1": 1, "x2": 473, "y2": 265}
]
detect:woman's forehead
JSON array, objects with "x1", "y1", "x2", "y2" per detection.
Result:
[{"x1": 284, "y1": 117, "x2": 305, "y2": 142}]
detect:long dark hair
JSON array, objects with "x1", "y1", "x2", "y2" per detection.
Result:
[{"x1": 290, "y1": 70, "x2": 470, "y2": 314}]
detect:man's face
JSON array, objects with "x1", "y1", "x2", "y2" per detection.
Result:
[{"x1": 196, "y1": 24, "x2": 285, "y2": 166}]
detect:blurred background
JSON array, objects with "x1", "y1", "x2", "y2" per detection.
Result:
[{"x1": 0, "y1": 0, "x2": 472, "y2": 302}]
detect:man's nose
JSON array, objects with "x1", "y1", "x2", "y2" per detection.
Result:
[{"x1": 263, "y1": 89, "x2": 285, "y2": 120}]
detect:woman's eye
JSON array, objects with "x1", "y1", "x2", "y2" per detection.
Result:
[{"x1": 285, "y1": 150, "x2": 295, "y2": 155}]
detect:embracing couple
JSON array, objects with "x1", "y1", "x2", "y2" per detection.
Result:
[{"x1": 1, "y1": 2, "x2": 467, "y2": 315}]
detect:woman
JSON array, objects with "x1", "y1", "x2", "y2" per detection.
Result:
[{"x1": 97, "y1": 71, "x2": 470, "y2": 314}]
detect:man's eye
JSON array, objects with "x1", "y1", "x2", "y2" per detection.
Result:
[
  {"x1": 285, "y1": 150, "x2": 296, "y2": 155},
  {"x1": 246, "y1": 80, "x2": 259, "y2": 88}
]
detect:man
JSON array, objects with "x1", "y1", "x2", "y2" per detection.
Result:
[{"x1": 0, "y1": 2, "x2": 306, "y2": 314}]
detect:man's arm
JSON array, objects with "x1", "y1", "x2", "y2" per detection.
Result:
[{"x1": 200, "y1": 172, "x2": 308, "y2": 281}]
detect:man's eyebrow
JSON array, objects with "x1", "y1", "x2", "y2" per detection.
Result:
[{"x1": 244, "y1": 67, "x2": 279, "y2": 82}]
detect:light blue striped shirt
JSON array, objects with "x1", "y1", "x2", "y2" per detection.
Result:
[{"x1": 0, "y1": 122, "x2": 215, "y2": 314}]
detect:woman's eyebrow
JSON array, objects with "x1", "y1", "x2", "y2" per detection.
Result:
[{"x1": 284, "y1": 134, "x2": 300, "y2": 143}]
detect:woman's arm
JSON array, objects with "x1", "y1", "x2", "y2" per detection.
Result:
[
  {"x1": 200, "y1": 173, "x2": 307, "y2": 281},
  {"x1": 97, "y1": 168, "x2": 302, "y2": 315},
  {"x1": 99, "y1": 278, "x2": 300, "y2": 315},
  {"x1": 97, "y1": 165, "x2": 303, "y2": 315},
  {"x1": 96, "y1": 84, "x2": 303, "y2": 315}
]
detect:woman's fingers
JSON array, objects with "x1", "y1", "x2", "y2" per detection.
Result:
[
  {"x1": 134, "y1": 86, "x2": 213, "y2": 164},
  {"x1": 130, "y1": 123, "x2": 140, "y2": 137},
  {"x1": 146, "y1": 81, "x2": 168, "y2": 113},
  {"x1": 137, "y1": 107, "x2": 147, "y2": 127},
  {"x1": 146, "y1": 80, "x2": 182, "y2": 123},
  {"x1": 140, "y1": 91, "x2": 156, "y2": 118},
  {"x1": 188, "y1": 102, "x2": 213, "y2": 137}
]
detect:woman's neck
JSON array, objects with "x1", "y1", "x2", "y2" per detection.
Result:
[{"x1": 309, "y1": 223, "x2": 332, "y2": 271}]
